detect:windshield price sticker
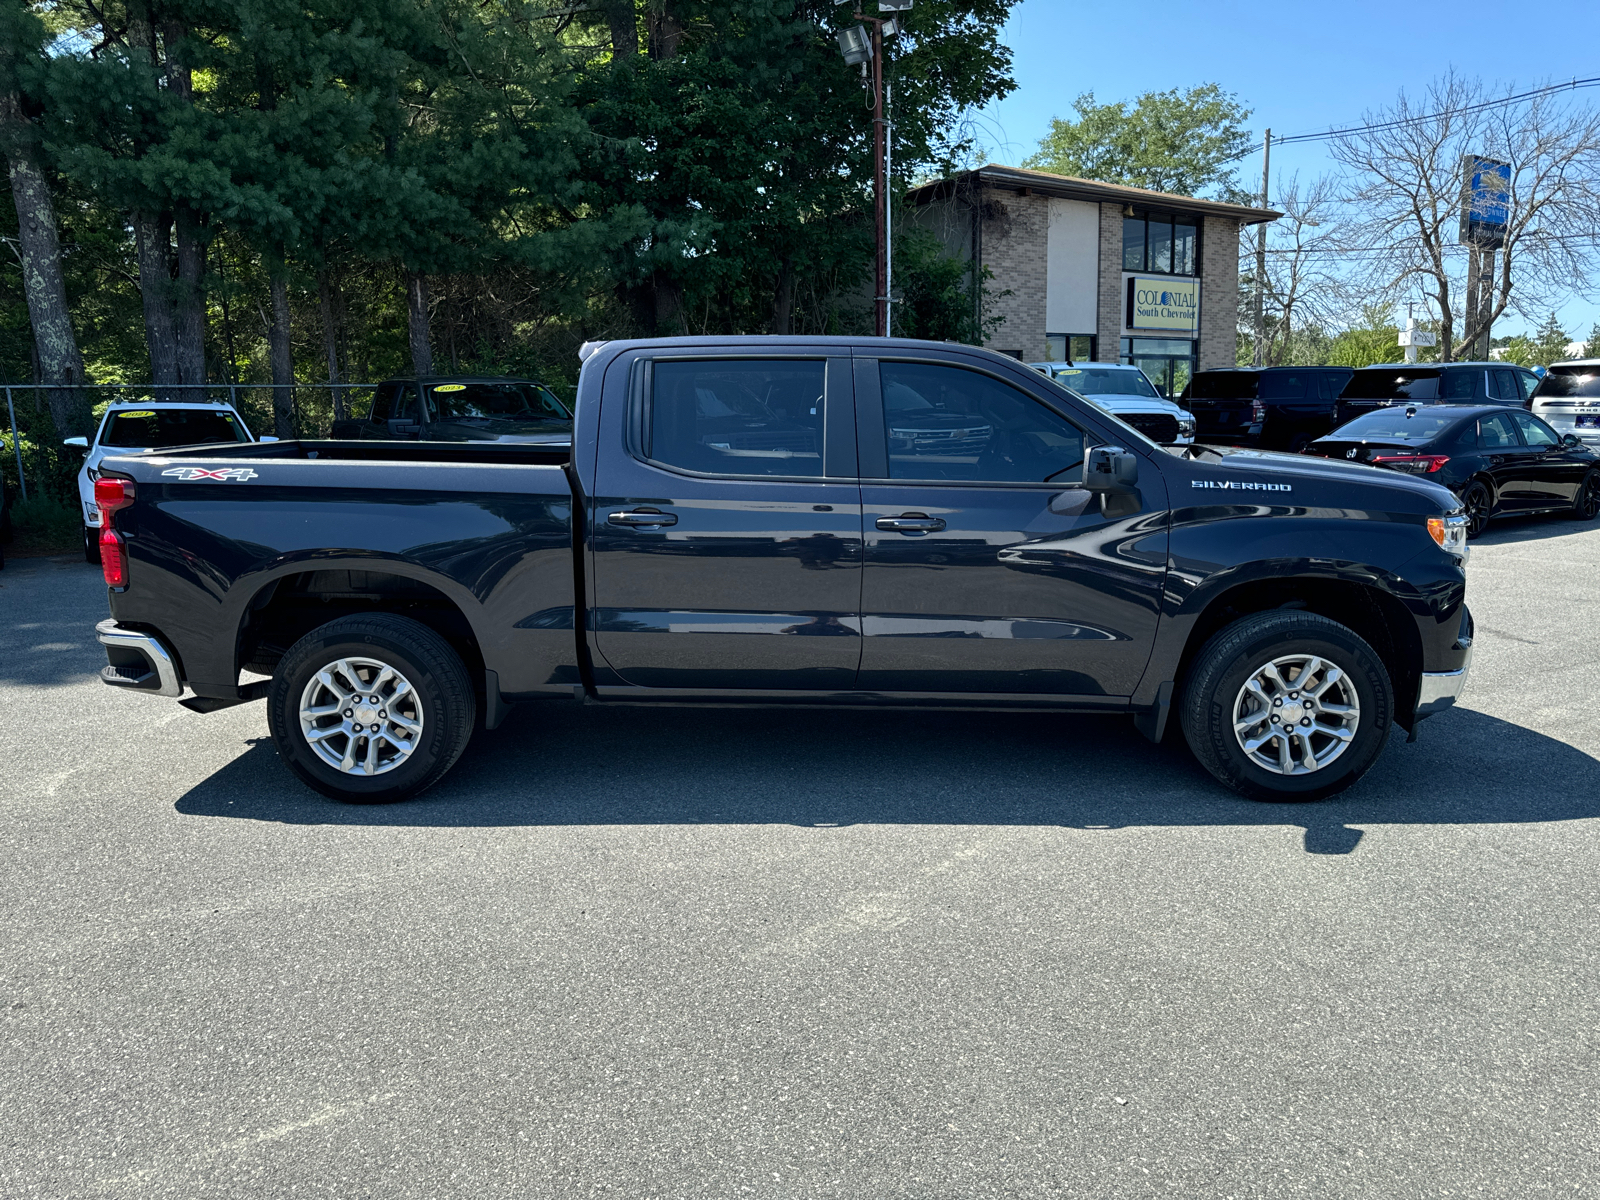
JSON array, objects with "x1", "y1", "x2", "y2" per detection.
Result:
[
  {"x1": 1192, "y1": 480, "x2": 1291, "y2": 492},
  {"x1": 433, "y1": 384, "x2": 466, "y2": 392}
]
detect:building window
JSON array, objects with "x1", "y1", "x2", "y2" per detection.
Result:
[
  {"x1": 1121, "y1": 212, "x2": 1200, "y2": 277},
  {"x1": 1045, "y1": 334, "x2": 1097, "y2": 363},
  {"x1": 1120, "y1": 337, "x2": 1196, "y2": 400}
]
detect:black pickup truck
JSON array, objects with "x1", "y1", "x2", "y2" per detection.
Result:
[{"x1": 89, "y1": 336, "x2": 1474, "y2": 805}]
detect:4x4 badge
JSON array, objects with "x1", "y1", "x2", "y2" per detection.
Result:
[{"x1": 161, "y1": 467, "x2": 259, "y2": 482}]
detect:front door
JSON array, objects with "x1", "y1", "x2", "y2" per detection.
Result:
[
  {"x1": 1511, "y1": 410, "x2": 1584, "y2": 505},
  {"x1": 855, "y1": 357, "x2": 1169, "y2": 697},
  {"x1": 589, "y1": 355, "x2": 863, "y2": 692}
]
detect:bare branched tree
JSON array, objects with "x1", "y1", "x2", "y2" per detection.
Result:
[
  {"x1": 1332, "y1": 72, "x2": 1600, "y2": 360},
  {"x1": 1257, "y1": 173, "x2": 1348, "y2": 364}
]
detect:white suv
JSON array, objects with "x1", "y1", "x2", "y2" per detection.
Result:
[
  {"x1": 1031, "y1": 362, "x2": 1197, "y2": 445},
  {"x1": 66, "y1": 401, "x2": 264, "y2": 561},
  {"x1": 1530, "y1": 360, "x2": 1600, "y2": 448}
]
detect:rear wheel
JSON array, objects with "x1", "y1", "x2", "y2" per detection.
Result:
[
  {"x1": 1181, "y1": 610, "x2": 1394, "y2": 803},
  {"x1": 1461, "y1": 480, "x2": 1493, "y2": 539},
  {"x1": 1568, "y1": 470, "x2": 1600, "y2": 521},
  {"x1": 267, "y1": 613, "x2": 477, "y2": 804}
]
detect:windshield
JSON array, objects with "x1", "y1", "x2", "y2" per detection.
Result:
[
  {"x1": 100, "y1": 408, "x2": 248, "y2": 449},
  {"x1": 1041, "y1": 376, "x2": 1164, "y2": 454},
  {"x1": 427, "y1": 382, "x2": 570, "y2": 422},
  {"x1": 1185, "y1": 371, "x2": 1258, "y2": 400},
  {"x1": 1534, "y1": 367, "x2": 1600, "y2": 399},
  {"x1": 1052, "y1": 368, "x2": 1159, "y2": 398},
  {"x1": 1342, "y1": 369, "x2": 1441, "y2": 400},
  {"x1": 1327, "y1": 408, "x2": 1463, "y2": 441}
]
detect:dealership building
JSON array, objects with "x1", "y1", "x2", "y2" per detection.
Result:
[{"x1": 907, "y1": 165, "x2": 1280, "y2": 397}]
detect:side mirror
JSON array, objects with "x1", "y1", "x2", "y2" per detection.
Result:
[
  {"x1": 63, "y1": 436, "x2": 89, "y2": 451},
  {"x1": 1562, "y1": 433, "x2": 1582, "y2": 448},
  {"x1": 258, "y1": 436, "x2": 280, "y2": 443},
  {"x1": 1084, "y1": 445, "x2": 1139, "y2": 494}
]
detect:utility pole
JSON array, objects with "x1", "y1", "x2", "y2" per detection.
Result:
[
  {"x1": 1251, "y1": 129, "x2": 1271, "y2": 367},
  {"x1": 838, "y1": 3, "x2": 907, "y2": 337}
]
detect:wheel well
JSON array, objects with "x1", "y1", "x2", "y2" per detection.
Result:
[
  {"x1": 238, "y1": 569, "x2": 483, "y2": 685},
  {"x1": 1176, "y1": 578, "x2": 1423, "y2": 727}
]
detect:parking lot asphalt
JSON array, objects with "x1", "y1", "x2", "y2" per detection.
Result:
[{"x1": 2, "y1": 514, "x2": 1598, "y2": 1200}]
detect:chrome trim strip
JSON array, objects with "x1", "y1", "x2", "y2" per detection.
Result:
[
  {"x1": 1415, "y1": 647, "x2": 1472, "y2": 719},
  {"x1": 95, "y1": 618, "x2": 183, "y2": 698}
]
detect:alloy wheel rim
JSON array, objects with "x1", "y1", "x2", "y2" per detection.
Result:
[
  {"x1": 1465, "y1": 486, "x2": 1490, "y2": 536},
  {"x1": 1232, "y1": 653, "x2": 1361, "y2": 776},
  {"x1": 1583, "y1": 475, "x2": 1600, "y2": 519},
  {"x1": 298, "y1": 656, "x2": 424, "y2": 776}
]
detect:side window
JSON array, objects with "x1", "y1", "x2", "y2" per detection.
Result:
[
  {"x1": 880, "y1": 362, "x2": 1087, "y2": 485},
  {"x1": 1517, "y1": 370, "x2": 1539, "y2": 401},
  {"x1": 1492, "y1": 369, "x2": 1522, "y2": 403},
  {"x1": 369, "y1": 384, "x2": 397, "y2": 423},
  {"x1": 1511, "y1": 411, "x2": 1559, "y2": 448},
  {"x1": 647, "y1": 359, "x2": 824, "y2": 477},
  {"x1": 1257, "y1": 373, "x2": 1307, "y2": 401},
  {"x1": 1478, "y1": 412, "x2": 1521, "y2": 448},
  {"x1": 1440, "y1": 370, "x2": 1478, "y2": 400},
  {"x1": 393, "y1": 385, "x2": 418, "y2": 421}
]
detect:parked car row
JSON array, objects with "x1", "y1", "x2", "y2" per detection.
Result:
[{"x1": 1179, "y1": 360, "x2": 1600, "y2": 539}]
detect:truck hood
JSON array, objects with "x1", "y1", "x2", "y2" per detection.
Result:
[
  {"x1": 1082, "y1": 394, "x2": 1185, "y2": 417},
  {"x1": 1183, "y1": 444, "x2": 1460, "y2": 511}
]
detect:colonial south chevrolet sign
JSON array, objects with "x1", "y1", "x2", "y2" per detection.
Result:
[{"x1": 1126, "y1": 276, "x2": 1201, "y2": 334}]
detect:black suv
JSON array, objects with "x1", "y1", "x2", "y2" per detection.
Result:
[
  {"x1": 331, "y1": 376, "x2": 572, "y2": 443},
  {"x1": 1181, "y1": 366, "x2": 1353, "y2": 451},
  {"x1": 1335, "y1": 363, "x2": 1538, "y2": 427}
]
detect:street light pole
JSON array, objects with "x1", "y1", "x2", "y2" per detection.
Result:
[{"x1": 871, "y1": 16, "x2": 886, "y2": 337}]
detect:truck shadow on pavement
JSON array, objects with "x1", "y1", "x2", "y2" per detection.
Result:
[{"x1": 175, "y1": 704, "x2": 1600, "y2": 855}]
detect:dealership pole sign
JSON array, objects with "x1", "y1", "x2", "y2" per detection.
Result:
[
  {"x1": 1458, "y1": 155, "x2": 1511, "y2": 249},
  {"x1": 1126, "y1": 276, "x2": 1201, "y2": 335}
]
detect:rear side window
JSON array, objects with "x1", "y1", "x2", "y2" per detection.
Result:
[
  {"x1": 882, "y1": 362, "x2": 1086, "y2": 484},
  {"x1": 647, "y1": 360, "x2": 824, "y2": 477},
  {"x1": 1317, "y1": 370, "x2": 1353, "y2": 401},
  {"x1": 1440, "y1": 370, "x2": 1479, "y2": 400},
  {"x1": 1342, "y1": 369, "x2": 1440, "y2": 400},
  {"x1": 1478, "y1": 412, "x2": 1521, "y2": 448},
  {"x1": 1491, "y1": 369, "x2": 1523, "y2": 402},
  {"x1": 1257, "y1": 372, "x2": 1309, "y2": 401},
  {"x1": 100, "y1": 408, "x2": 247, "y2": 449},
  {"x1": 369, "y1": 384, "x2": 398, "y2": 422},
  {"x1": 1187, "y1": 371, "x2": 1258, "y2": 400},
  {"x1": 1533, "y1": 367, "x2": 1600, "y2": 399}
]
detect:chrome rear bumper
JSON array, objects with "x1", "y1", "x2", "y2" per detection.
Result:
[{"x1": 96, "y1": 619, "x2": 183, "y2": 698}]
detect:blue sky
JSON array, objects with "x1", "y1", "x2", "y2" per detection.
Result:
[{"x1": 969, "y1": 0, "x2": 1600, "y2": 340}]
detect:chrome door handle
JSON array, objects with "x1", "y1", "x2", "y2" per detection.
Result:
[
  {"x1": 608, "y1": 508, "x2": 677, "y2": 527},
  {"x1": 876, "y1": 513, "x2": 946, "y2": 534}
]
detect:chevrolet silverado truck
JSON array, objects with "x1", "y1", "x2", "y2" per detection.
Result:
[{"x1": 89, "y1": 336, "x2": 1474, "y2": 805}]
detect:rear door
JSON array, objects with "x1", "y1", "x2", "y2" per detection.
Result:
[
  {"x1": 588, "y1": 353, "x2": 863, "y2": 692},
  {"x1": 1476, "y1": 410, "x2": 1537, "y2": 507},
  {"x1": 854, "y1": 355, "x2": 1168, "y2": 698}
]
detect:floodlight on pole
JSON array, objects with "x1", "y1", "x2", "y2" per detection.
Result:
[{"x1": 836, "y1": 25, "x2": 872, "y2": 68}]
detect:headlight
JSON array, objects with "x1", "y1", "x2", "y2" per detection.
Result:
[
  {"x1": 1427, "y1": 513, "x2": 1469, "y2": 557},
  {"x1": 1177, "y1": 419, "x2": 1196, "y2": 436}
]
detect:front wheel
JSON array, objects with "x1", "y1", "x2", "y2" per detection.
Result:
[
  {"x1": 267, "y1": 613, "x2": 477, "y2": 804},
  {"x1": 1568, "y1": 470, "x2": 1600, "y2": 522},
  {"x1": 1180, "y1": 611, "x2": 1394, "y2": 803},
  {"x1": 1461, "y1": 480, "x2": 1493, "y2": 539}
]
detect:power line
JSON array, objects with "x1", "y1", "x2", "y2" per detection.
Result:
[{"x1": 1227, "y1": 75, "x2": 1600, "y2": 163}]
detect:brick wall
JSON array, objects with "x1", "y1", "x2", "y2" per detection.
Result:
[
  {"x1": 977, "y1": 188, "x2": 1048, "y2": 360},
  {"x1": 1096, "y1": 203, "x2": 1123, "y2": 361},
  {"x1": 1199, "y1": 215, "x2": 1241, "y2": 371}
]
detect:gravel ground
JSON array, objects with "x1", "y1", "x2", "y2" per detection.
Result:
[{"x1": 2, "y1": 513, "x2": 1597, "y2": 1199}]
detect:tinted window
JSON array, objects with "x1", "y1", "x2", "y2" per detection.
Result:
[
  {"x1": 1342, "y1": 369, "x2": 1441, "y2": 400},
  {"x1": 369, "y1": 383, "x2": 398, "y2": 422},
  {"x1": 1512, "y1": 411, "x2": 1559, "y2": 447},
  {"x1": 428, "y1": 382, "x2": 569, "y2": 422},
  {"x1": 1492, "y1": 370, "x2": 1522, "y2": 402},
  {"x1": 1478, "y1": 412, "x2": 1520, "y2": 448},
  {"x1": 882, "y1": 362, "x2": 1087, "y2": 484},
  {"x1": 1257, "y1": 372, "x2": 1309, "y2": 401},
  {"x1": 1328, "y1": 409, "x2": 1461, "y2": 440},
  {"x1": 1317, "y1": 370, "x2": 1353, "y2": 401},
  {"x1": 1148, "y1": 218, "x2": 1173, "y2": 274},
  {"x1": 101, "y1": 409, "x2": 248, "y2": 449},
  {"x1": 1187, "y1": 371, "x2": 1258, "y2": 400},
  {"x1": 1122, "y1": 217, "x2": 1145, "y2": 271},
  {"x1": 1440, "y1": 370, "x2": 1479, "y2": 400},
  {"x1": 1516, "y1": 370, "x2": 1539, "y2": 401},
  {"x1": 1173, "y1": 218, "x2": 1197, "y2": 275},
  {"x1": 648, "y1": 360, "x2": 824, "y2": 477},
  {"x1": 1052, "y1": 367, "x2": 1159, "y2": 397},
  {"x1": 1533, "y1": 367, "x2": 1600, "y2": 398}
]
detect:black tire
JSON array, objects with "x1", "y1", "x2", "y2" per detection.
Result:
[
  {"x1": 1461, "y1": 480, "x2": 1493, "y2": 539},
  {"x1": 1180, "y1": 610, "x2": 1394, "y2": 803},
  {"x1": 1568, "y1": 470, "x2": 1600, "y2": 522},
  {"x1": 1286, "y1": 433, "x2": 1313, "y2": 455},
  {"x1": 267, "y1": 613, "x2": 477, "y2": 804},
  {"x1": 83, "y1": 525, "x2": 101, "y2": 564}
]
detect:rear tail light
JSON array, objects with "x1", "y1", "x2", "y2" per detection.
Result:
[
  {"x1": 94, "y1": 477, "x2": 136, "y2": 588},
  {"x1": 1369, "y1": 453, "x2": 1450, "y2": 475},
  {"x1": 1250, "y1": 400, "x2": 1265, "y2": 424}
]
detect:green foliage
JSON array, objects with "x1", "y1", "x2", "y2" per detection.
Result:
[
  {"x1": 891, "y1": 224, "x2": 1006, "y2": 344},
  {"x1": 1326, "y1": 309, "x2": 1403, "y2": 369},
  {"x1": 1585, "y1": 323, "x2": 1600, "y2": 359},
  {"x1": 1499, "y1": 314, "x2": 1574, "y2": 367},
  {"x1": 8, "y1": 493, "x2": 81, "y2": 554},
  {"x1": 1024, "y1": 84, "x2": 1252, "y2": 198}
]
